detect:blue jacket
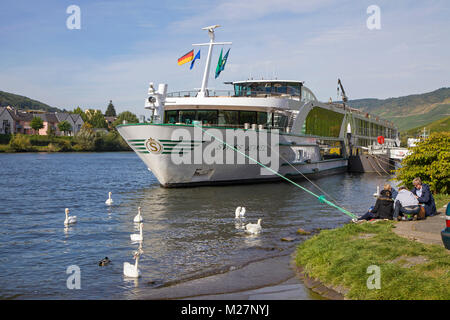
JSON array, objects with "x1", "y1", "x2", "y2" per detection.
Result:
[{"x1": 411, "y1": 184, "x2": 436, "y2": 216}]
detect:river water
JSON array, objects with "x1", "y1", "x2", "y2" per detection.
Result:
[{"x1": 0, "y1": 152, "x2": 390, "y2": 299}]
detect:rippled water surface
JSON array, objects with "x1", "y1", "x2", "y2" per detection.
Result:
[{"x1": 0, "y1": 152, "x2": 390, "y2": 299}]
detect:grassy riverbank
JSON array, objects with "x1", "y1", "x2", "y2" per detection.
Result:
[
  {"x1": 0, "y1": 132, "x2": 131, "y2": 152},
  {"x1": 295, "y1": 220, "x2": 450, "y2": 299}
]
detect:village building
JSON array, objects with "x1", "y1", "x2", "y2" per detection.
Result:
[
  {"x1": 0, "y1": 106, "x2": 15, "y2": 134},
  {"x1": 0, "y1": 107, "x2": 84, "y2": 136}
]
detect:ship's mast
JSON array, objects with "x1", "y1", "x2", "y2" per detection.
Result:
[{"x1": 193, "y1": 25, "x2": 232, "y2": 98}]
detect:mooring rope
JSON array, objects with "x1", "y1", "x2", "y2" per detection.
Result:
[
  {"x1": 366, "y1": 155, "x2": 382, "y2": 176},
  {"x1": 266, "y1": 142, "x2": 354, "y2": 214},
  {"x1": 370, "y1": 154, "x2": 391, "y2": 175},
  {"x1": 193, "y1": 124, "x2": 358, "y2": 220}
]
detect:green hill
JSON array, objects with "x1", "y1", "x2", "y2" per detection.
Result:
[
  {"x1": 403, "y1": 115, "x2": 450, "y2": 136},
  {"x1": 346, "y1": 87, "x2": 450, "y2": 131},
  {"x1": 0, "y1": 90, "x2": 61, "y2": 112}
]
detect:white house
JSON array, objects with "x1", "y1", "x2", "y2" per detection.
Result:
[
  {"x1": 55, "y1": 112, "x2": 84, "y2": 136},
  {"x1": 0, "y1": 107, "x2": 15, "y2": 134}
]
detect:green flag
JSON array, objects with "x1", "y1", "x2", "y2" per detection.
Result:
[{"x1": 215, "y1": 49, "x2": 223, "y2": 79}]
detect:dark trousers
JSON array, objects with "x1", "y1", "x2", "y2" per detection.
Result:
[
  {"x1": 358, "y1": 211, "x2": 375, "y2": 220},
  {"x1": 393, "y1": 200, "x2": 421, "y2": 219}
]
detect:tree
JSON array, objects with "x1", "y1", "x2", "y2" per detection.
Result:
[
  {"x1": 84, "y1": 109, "x2": 108, "y2": 129},
  {"x1": 105, "y1": 100, "x2": 117, "y2": 117},
  {"x1": 30, "y1": 116, "x2": 44, "y2": 135},
  {"x1": 58, "y1": 120, "x2": 73, "y2": 136},
  {"x1": 113, "y1": 111, "x2": 139, "y2": 127},
  {"x1": 394, "y1": 132, "x2": 450, "y2": 194}
]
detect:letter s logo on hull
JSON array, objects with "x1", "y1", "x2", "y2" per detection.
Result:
[{"x1": 146, "y1": 138, "x2": 163, "y2": 154}]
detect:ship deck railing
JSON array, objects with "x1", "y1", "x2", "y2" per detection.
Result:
[{"x1": 166, "y1": 90, "x2": 301, "y2": 98}]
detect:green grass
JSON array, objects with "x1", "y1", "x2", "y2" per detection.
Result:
[
  {"x1": 435, "y1": 194, "x2": 450, "y2": 210},
  {"x1": 296, "y1": 221, "x2": 450, "y2": 299}
]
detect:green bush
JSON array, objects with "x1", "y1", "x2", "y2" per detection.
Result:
[
  {"x1": 0, "y1": 134, "x2": 11, "y2": 145},
  {"x1": 9, "y1": 134, "x2": 33, "y2": 152},
  {"x1": 395, "y1": 132, "x2": 450, "y2": 193},
  {"x1": 29, "y1": 135, "x2": 52, "y2": 146},
  {"x1": 73, "y1": 127, "x2": 96, "y2": 151}
]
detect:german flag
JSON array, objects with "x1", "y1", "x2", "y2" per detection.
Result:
[{"x1": 177, "y1": 50, "x2": 194, "y2": 66}]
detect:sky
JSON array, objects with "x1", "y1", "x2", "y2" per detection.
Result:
[{"x1": 0, "y1": 0, "x2": 449, "y2": 116}]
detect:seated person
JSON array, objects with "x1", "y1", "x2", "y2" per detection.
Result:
[
  {"x1": 384, "y1": 183, "x2": 398, "y2": 200},
  {"x1": 411, "y1": 177, "x2": 436, "y2": 217},
  {"x1": 393, "y1": 186, "x2": 421, "y2": 221},
  {"x1": 358, "y1": 189, "x2": 394, "y2": 220}
]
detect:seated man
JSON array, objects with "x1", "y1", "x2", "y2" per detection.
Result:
[
  {"x1": 393, "y1": 186, "x2": 421, "y2": 221},
  {"x1": 358, "y1": 189, "x2": 394, "y2": 220},
  {"x1": 384, "y1": 183, "x2": 398, "y2": 200},
  {"x1": 411, "y1": 177, "x2": 437, "y2": 217}
]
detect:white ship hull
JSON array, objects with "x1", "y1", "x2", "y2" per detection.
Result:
[{"x1": 117, "y1": 123, "x2": 348, "y2": 187}]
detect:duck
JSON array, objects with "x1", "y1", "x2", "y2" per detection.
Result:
[
  {"x1": 245, "y1": 218, "x2": 262, "y2": 235},
  {"x1": 98, "y1": 257, "x2": 111, "y2": 266},
  {"x1": 64, "y1": 208, "x2": 77, "y2": 226},
  {"x1": 235, "y1": 206, "x2": 246, "y2": 219},
  {"x1": 123, "y1": 250, "x2": 142, "y2": 278},
  {"x1": 130, "y1": 223, "x2": 143, "y2": 242},
  {"x1": 105, "y1": 192, "x2": 113, "y2": 206},
  {"x1": 134, "y1": 207, "x2": 143, "y2": 223}
]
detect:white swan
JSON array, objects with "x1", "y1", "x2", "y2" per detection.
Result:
[
  {"x1": 245, "y1": 218, "x2": 262, "y2": 234},
  {"x1": 123, "y1": 250, "x2": 142, "y2": 278},
  {"x1": 235, "y1": 206, "x2": 246, "y2": 219},
  {"x1": 105, "y1": 192, "x2": 113, "y2": 205},
  {"x1": 130, "y1": 223, "x2": 143, "y2": 242},
  {"x1": 134, "y1": 207, "x2": 143, "y2": 223},
  {"x1": 64, "y1": 208, "x2": 77, "y2": 226}
]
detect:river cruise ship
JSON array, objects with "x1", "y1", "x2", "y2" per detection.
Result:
[{"x1": 117, "y1": 26, "x2": 399, "y2": 187}]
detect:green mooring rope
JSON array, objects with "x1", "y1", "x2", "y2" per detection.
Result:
[{"x1": 193, "y1": 124, "x2": 358, "y2": 220}]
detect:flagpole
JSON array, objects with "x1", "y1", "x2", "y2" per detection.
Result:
[{"x1": 192, "y1": 25, "x2": 231, "y2": 98}]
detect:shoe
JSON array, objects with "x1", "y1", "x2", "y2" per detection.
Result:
[{"x1": 402, "y1": 217, "x2": 407, "y2": 221}]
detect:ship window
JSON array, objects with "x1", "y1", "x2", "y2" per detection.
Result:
[
  {"x1": 257, "y1": 112, "x2": 268, "y2": 125},
  {"x1": 179, "y1": 110, "x2": 196, "y2": 124},
  {"x1": 239, "y1": 111, "x2": 257, "y2": 125},
  {"x1": 165, "y1": 110, "x2": 178, "y2": 124},
  {"x1": 302, "y1": 107, "x2": 344, "y2": 138},
  {"x1": 197, "y1": 110, "x2": 218, "y2": 125},
  {"x1": 218, "y1": 110, "x2": 239, "y2": 125}
]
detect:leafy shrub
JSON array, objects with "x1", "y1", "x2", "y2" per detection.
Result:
[
  {"x1": 395, "y1": 132, "x2": 450, "y2": 193},
  {"x1": 0, "y1": 134, "x2": 11, "y2": 145},
  {"x1": 9, "y1": 134, "x2": 33, "y2": 152},
  {"x1": 29, "y1": 135, "x2": 52, "y2": 146},
  {"x1": 73, "y1": 126, "x2": 96, "y2": 151}
]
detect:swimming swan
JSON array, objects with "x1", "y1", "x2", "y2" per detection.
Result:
[
  {"x1": 134, "y1": 207, "x2": 143, "y2": 223},
  {"x1": 245, "y1": 219, "x2": 262, "y2": 234},
  {"x1": 123, "y1": 250, "x2": 142, "y2": 278},
  {"x1": 235, "y1": 206, "x2": 246, "y2": 219},
  {"x1": 105, "y1": 192, "x2": 113, "y2": 205},
  {"x1": 130, "y1": 223, "x2": 143, "y2": 242},
  {"x1": 64, "y1": 208, "x2": 77, "y2": 226}
]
